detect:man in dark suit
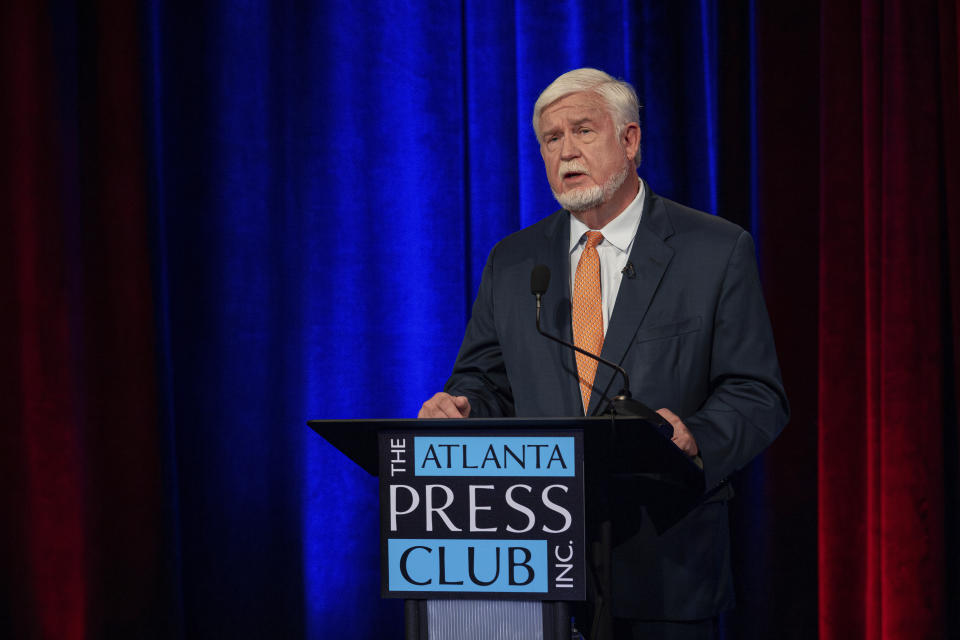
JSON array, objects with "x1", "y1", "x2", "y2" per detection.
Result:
[{"x1": 419, "y1": 68, "x2": 788, "y2": 639}]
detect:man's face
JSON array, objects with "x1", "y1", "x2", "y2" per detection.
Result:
[{"x1": 537, "y1": 92, "x2": 637, "y2": 213}]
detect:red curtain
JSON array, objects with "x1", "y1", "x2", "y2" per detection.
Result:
[
  {"x1": 818, "y1": 1, "x2": 960, "y2": 639},
  {"x1": 2, "y1": 3, "x2": 86, "y2": 637},
  {"x1": 0, "y1": 2, "x2": 168, "y2": 637}
]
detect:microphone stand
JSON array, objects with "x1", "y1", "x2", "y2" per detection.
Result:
[{"x1": 533, "y1": 292, "x2": 667, "y2": 425}]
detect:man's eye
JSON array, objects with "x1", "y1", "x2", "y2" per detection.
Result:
[{"x1": 578, "y1": 128, "x2": 592, "y2": 134}]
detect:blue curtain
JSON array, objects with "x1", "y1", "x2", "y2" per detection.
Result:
[{"x1": 144, "y1": 1, "x2": 762, "y2": 636}]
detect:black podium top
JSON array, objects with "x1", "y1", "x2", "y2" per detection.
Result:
[{"x1": 307, "y1": 416, "x2": 704, "y2": 497}]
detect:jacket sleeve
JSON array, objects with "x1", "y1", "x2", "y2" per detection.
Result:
[
  {"x1": 443, "y1": 245, "x2": 515, "y2": 417},
  {"x1": 683, "y1": 231, "x2": 790, "y2": 490}
]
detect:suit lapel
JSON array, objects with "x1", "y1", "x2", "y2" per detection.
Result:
[
  {"x1": 540, "y1": 211, "x2": 583, "y2": 413},
  {"x1": 588, "y1": 188, "x2": 675, "y2": 415}
]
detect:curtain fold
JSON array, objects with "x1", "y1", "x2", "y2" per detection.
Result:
[
  {"x1": 1, "y1": 4, "x2": 87, "y2": 637},
  {"x1": 818, "y1": 1, "x2": 959, "y2": 638},
  {"x1": 1, "y1": 1, "x2": 168, "y2": 637},
  {"x1": 939, "y1": 0, "x2": 960, "y2": 632}
]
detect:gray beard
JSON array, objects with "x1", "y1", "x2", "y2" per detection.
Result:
[{"x1": 552, "y1": 163, "x2": 630, "y2": 213}]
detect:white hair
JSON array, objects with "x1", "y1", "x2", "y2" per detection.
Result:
[{"x1": 532, "y1": 68, "x2": 642, "y2": 167}]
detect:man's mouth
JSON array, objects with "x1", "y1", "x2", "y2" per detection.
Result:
[{"x1": 558, "y1": 161, "x2": 590, "y2": 184}]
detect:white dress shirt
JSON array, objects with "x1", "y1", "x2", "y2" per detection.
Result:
[{"x1": 568, "y1": 181, "x2": 646, "y2": 333}]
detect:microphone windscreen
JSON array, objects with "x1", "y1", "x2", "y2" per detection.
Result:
[{"x1": 530, "y1": 264, "x2": 551, "y2": 296}]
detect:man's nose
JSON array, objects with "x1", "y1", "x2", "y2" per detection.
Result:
[{"x1": 560, "y1": 134, "x2": 581, "y2": 159}]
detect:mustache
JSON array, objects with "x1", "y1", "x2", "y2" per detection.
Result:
[{"x1": 558, "y1": 161, "x2": 589, "y2": 179}]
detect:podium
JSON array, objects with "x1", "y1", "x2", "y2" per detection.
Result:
[{"x1": 308, "y1": 416, "x2": 704, "y2": 640}]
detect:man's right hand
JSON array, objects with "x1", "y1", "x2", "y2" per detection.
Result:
[{"x1": 418, "y1": 392, "x2": 471, "y2": 418}]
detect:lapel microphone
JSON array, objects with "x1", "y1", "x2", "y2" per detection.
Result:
[{"x1": 621, "y1": 262, "x2": 636, "y2": 279}]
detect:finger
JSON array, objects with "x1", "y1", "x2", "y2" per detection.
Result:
[
  {"x1": 672, "y1": 432, "x2": 699, "y2": 457},
  {"x1": 670, "y1": 431, "x2": 691, "y2": 454},
  {"x1": 452, "y1": 396, "x2": 471, "y2": 417},
  {"x1": 657, "y1": 408, "x2": 699, "y2": 456},
  {"x1": 419, "y1": 393, "x2": 468, "y2": 419},
  {"x1": 419, "y1": 402, "x2": 457, "y2": 418},
  {"x1": 676, "y1": 438, "x2": 696, "y2": 456},
  {"x1": 417, "y1": 402, "x2": 439, "y2": 418},
  {"x1": 434, "y1": 393, "x2": 467, "y2": 418},
  {"x1": 656, "y1": 407, "x2": 681, "y2": 426},
  {"x1": 418, "y1": 393, "x2": 448, "y2": 418}
]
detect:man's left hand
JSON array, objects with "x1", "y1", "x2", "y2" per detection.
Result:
[{"x1": 656, "y1": 408, "x2": 700, "y2": 457}]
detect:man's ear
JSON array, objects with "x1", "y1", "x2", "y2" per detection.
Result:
[{"x1": 622, "y1": 122, "x2": 641, "y2": 161}]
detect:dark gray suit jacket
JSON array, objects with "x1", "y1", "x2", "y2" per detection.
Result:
[{"x1": 444, "y1": 185, "x2": 789, "y2": 619}]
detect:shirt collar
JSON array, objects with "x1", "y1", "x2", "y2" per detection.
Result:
[{"x1": 568, "y1": 179, "x2": 646, "y2": 254}]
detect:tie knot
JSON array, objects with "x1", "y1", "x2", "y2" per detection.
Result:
[{"x1": 585, "y1": 231, "x2": 604, "y2": 249}]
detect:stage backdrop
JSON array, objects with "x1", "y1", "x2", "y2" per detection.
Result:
[{"x1": 1, "y1": 1, "x2": 957, "y2": 639}]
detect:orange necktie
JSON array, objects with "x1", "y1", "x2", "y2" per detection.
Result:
[{"x1": 572, "y1": 231, "x2": 605, "y2": 413}]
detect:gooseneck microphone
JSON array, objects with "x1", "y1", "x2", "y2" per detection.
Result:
[
  {"x1": 530, "y1": 264, "x2": 631, "y2": 397},
  {"x1": 529, "y1": 264, "x2": 664, "y2": 422},
  {"x1": 530, "y1": 264, "x2": 552, "y2": 323}
]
